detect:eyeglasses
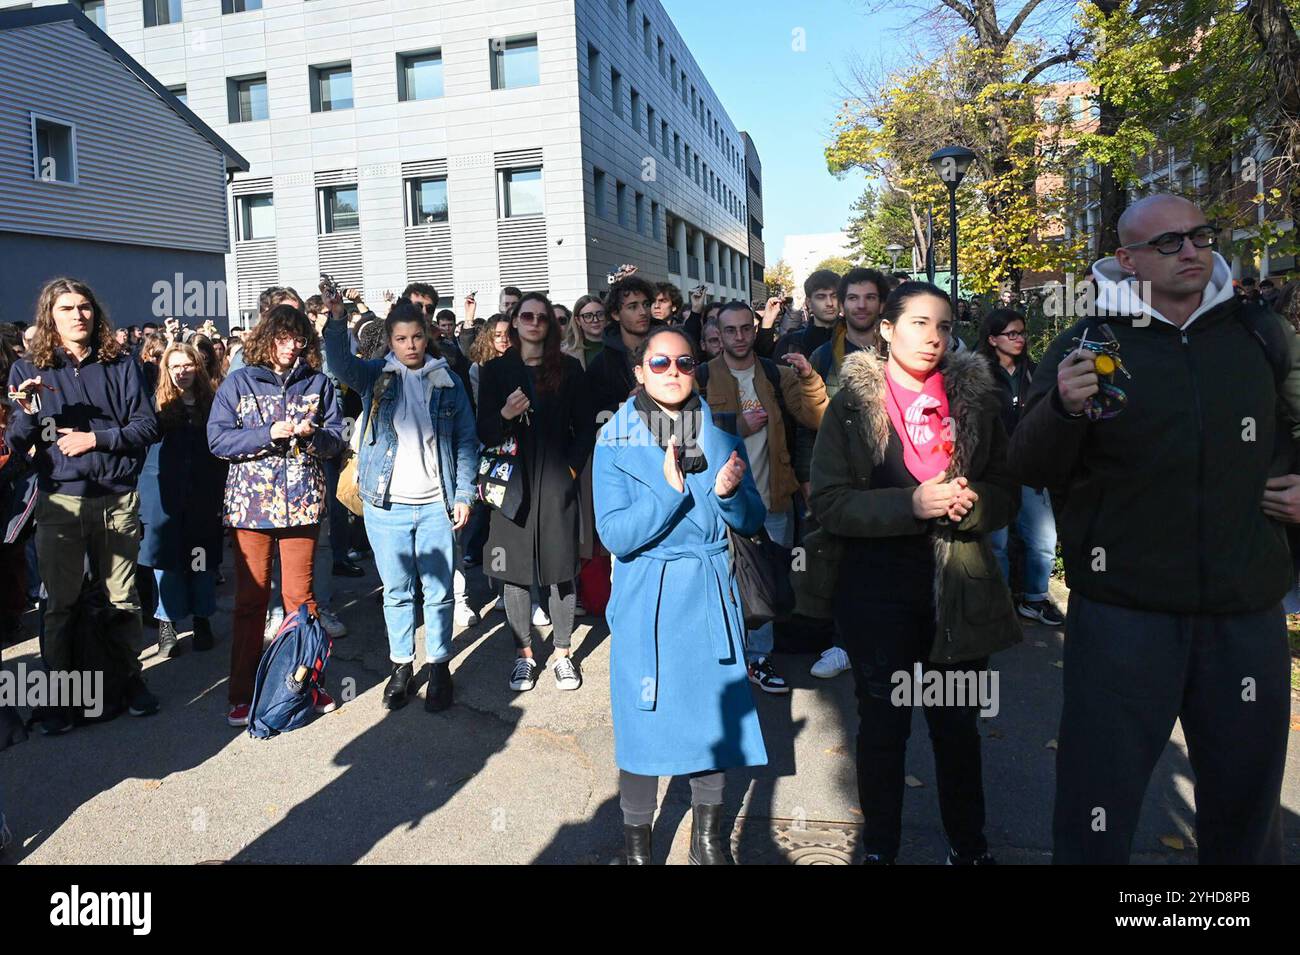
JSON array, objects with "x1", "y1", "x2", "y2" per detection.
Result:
[
  {"x1": 646, "y1": 354, "x2": 698, "y2": 375},
  {"x1": 1125, "y1": 225, "x2": 1216, "y2": 255},
  {"x1": 579, "y1": 309, "x2": 605, "y2": 321},
  {"x1": 517, "y1": 311, "x2": 548, "y2": 324},
  {"x1": 997, "y1": 330, "x2": 1026, "y2": 340},
  {"x1": 169, "y1": 363, "x2": 197, "y2": 372},
  {"x1": 276, "y1": 337, "x2": 307, "y2": 349}
]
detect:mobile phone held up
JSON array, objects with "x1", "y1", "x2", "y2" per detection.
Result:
[{"x1": 319, "y1": 272, "x2": 342, "y2": 301}]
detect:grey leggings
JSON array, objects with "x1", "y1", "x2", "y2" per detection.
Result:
[
  {"x1": 503, "y1": 581, "x2": 575, "y2": 651},
  {"x1": 619, "y1": 770, "x2": 725, "y2": 827}
]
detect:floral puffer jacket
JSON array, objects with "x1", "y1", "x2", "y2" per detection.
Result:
[{"x1": 207, "y1": 362, "x2": 346, "y2": 529}]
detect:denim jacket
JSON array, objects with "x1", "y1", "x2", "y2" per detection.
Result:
[
  {"x1": 207, "y1": 362, "x2": 346, "y2": 529},
  {"x1": 323, "y1": 318, "x2": 478, "y2": 512}
]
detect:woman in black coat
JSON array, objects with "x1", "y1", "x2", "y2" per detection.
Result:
[
  {"x1": 138, "y1": 342, "x2": 228, "y2": 657},
  {"x1": 477, "y1": 293, "x2": 596, "y2": 694}
]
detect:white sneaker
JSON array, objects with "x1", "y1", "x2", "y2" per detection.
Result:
[
  {"x1": 810, "y1": 646, "x2": 851, "y2": 679},
  {"x1": 318, "y1": 608, "x2": 348, "y2": 639},
  {"x1": 531, "y1": 603, "x2": 550, "y2": 627},
  {"x1": 264, "y1": 606, "x2": 285, "y2": 641},
  {"x1": 552, "y1": 655, "x2": 582, "y2": 691},
  {"x1": 454, "y1": 602, "x2": 480, "y2": 627},
  {"x1": 509, "y1": 656, "x2": 538, "y2": 692}
]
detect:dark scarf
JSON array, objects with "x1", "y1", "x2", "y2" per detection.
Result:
[{"x1": 633, "y1": 390, "x2": 708, "y2": 474}]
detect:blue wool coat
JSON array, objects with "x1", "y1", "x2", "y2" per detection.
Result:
[{"x1": 594, "y1": 397, "x2": 769, "y2": 777}]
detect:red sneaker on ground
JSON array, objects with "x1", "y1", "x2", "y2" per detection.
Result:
[
  {"x1": 312, "y1": 689, "x2": 338, "y2": 714},
  {"x1": 227, "y1": 704, "x2": 250, "y2": 727}
]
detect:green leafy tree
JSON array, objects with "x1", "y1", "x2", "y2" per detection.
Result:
[{"x1": 764, "y1": 260, "x2": 794, "y2": 299}]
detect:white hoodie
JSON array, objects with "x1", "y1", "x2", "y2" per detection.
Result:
[
  {"x1": 382, "y1": 352, "x2": 455, "y2": 505},
  {"x1": 1091, "y1": 251, "x2": 1236, "y2": 331}
]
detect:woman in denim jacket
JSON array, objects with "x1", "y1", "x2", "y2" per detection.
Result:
[
  {"x1": 324, "y1": 300, "x2": 479, "y2": 712},
  {"x1": 208, "y1": 305, "x2": 347, "y2": 727}
]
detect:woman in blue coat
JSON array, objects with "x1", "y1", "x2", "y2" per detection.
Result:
[
  {"x1": 594, "y1": 325, "x2": 767, "y2": 866},
  {"x1": 139, "y1": 342, "x2": 227, "y2": 657}
]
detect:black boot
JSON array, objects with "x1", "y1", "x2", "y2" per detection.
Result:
[
  {"x1": 425, "y1": 661, "x2": 453, "y2": 712},
  {"x1": 192, "y1": 617, "x2": 214, "y2": 651},
  {"x1": 623, "y1": 824, "x2": 653, "y2": 865},
  {"x1": 156, "y1": 621, "x2": 180, "y2": 659},
  {"x1": 382, "y1": 662, "x2": 414, "y2": 710},
  {"x1": 688, "y1": 804, "x2": 731, "y2": 865}
]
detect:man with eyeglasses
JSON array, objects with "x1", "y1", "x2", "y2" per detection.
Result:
[
  {"x1": 1008, "y1": 193, "x2": 1298, "y2": 864},
  {"x1": 699, "y1": 302, "x2": 828, "y2": 694}
]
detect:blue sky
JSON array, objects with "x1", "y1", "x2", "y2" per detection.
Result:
[{"x1": 660, "y1": 0, "x2": 910, "y2": 262}]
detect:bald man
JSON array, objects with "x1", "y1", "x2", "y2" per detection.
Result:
[{"x1": 1008, "y1": 193, "x2": 1295, "y2": 864}]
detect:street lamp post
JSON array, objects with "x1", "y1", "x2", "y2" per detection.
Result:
[
  {"x1": 928, "y1": 145, "x2": 976, "y2": 315},
  {"x1": 885, "y1": 243, "x2": 904, "y2": 272}
]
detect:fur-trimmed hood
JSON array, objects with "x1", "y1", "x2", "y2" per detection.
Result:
[{"x1": 836, "y1": 348, "x2": 999, "y2": 480}]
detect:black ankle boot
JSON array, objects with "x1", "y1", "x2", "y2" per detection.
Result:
[
  {"x1": 156, "y1": 621, "x2": 180, "y2": 659},
  {"x1": 192, "y1": 617, "x2": 214, "y2": 651},
  {"x1": 425, "y1": 661, "x2": 453, "y2": 712},
  {"x1": 382, "y1": 662, "x2": 414, "y2": 710},
  {"x1": 688, "y1": 804, "x2": 731, "y2": 865},
  {"x1": 623, "y1": 824, "x2": 652, "y2": 865}
]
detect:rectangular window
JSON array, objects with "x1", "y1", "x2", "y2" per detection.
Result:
[
  {"x1": 168, "y1": 84, "x2": 187, "y2": 105},
  {"x1": 635, "y1": 192, "x2": 644, "y2": 234},
  {"x1": 587, "y1": 44, "x2": 600, "y2": 91},
  {"x1": 674, "y1": 133, "x2": 681, "y2": 169},
  {"x1": 642, "y1": 16, "x2": 652, "y2": 57},
  {"x1": 237, "y1": 194, "x2": 274, "y2": 240},
  {"x1": 680, "y1": 71, "x2": 687, "y2": 105},
  {"x1": 693, "y1": 154, "x2": 699, "y2": 184},
  {"x1": 593, "y1": 168, "x2": 607, "y2": 217},
  {"x1": 228, "y1": 75, "x2": 268, "y2": 123},
  {"x1": 398, "y1": 50, "x2": 443, "y2": 101},
  {"x1": 318, "y1": 185, "x2": 359, "y2": 233},
  {"x1": 616, "y1": 181, "x2": 627, "y2": 227},
  {"x1": 491, "y1": 35, "x2": 539, "y2": 90},
  {"x1": 311, "y1": 64, "x2": 353, "y2": 112},
  {"x1": 661, "y1": 120, "x2": 669, "y2": 157},
  {"x1": 670, "y1": 57, "x2": 677, "y2": 90},
  {"x1": 143, "y1": 0, "x2": 182, "y2": 27},
  {"x1": 610, "y1": 68, "x2": 622, "y2": 118},
  {"x1": 500, "y1": 167, "x2": 543, "y2": 218},
  {"x1": 78, "y1": 0, "x2": 107, "y2": 28},
  {"x1": 222, "y1": 0, "x2": 261, "y2": 13},
  {"x1": 407, "y1": 177, "x2": 449, "y2": 225},
  {"x1": 625, "y1": 0, "x2": 635, "y2": 33},
  {"x1": 31, "y1": 115, "x2": 76, "y2": 184},
  {"x1": 647, "y1": 106, "x2": 656, "y2": 146},
  {"x1": 651, "y1": 200, "x2": 660, "y2": 240},
  {"x1": 657, "y1": 38, "x2": 665, "y2": 74},
  {"x1": 630, "y1": 88, "x2": 640, "y2": 133}
]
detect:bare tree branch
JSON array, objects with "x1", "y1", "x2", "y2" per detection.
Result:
[
  {"x1": 1005, "y1": 0, "x2": 1048, "y2": 43},
  {"x1": 939, "y1": 0, "x2": 979, "y2": 31}
]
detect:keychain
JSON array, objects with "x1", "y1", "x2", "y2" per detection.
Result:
[{"x1": 1072, "y1": 324, "x2": 1130, "y2": 420}]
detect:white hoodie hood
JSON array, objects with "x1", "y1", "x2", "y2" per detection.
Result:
[{"x1": 1091, "y1": 251, "x2": 1236, "y2": 330}]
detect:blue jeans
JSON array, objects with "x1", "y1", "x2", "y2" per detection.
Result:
[
  {"x1": 745, "y1": 508, "x2": 794, "y2": 662},
  {"x1": 153, "y1": 567, "x2": 216, "y2": 622},
  {"x1": 363, "y1": 500, "x2": 455, "y2": 664},
  {"x1": 990, "y1": 486, "x2": 1057, "y2": 602}
]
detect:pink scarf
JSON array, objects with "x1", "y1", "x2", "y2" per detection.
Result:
[{"x1": 884, "y1": 368, "x2": 952, "y2": 483}]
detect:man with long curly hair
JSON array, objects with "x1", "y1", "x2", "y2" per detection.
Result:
[{"x1": 6, "y1": 278, "x2": 161, "y2": 734}]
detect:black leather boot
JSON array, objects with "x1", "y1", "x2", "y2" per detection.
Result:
[
  {"x1": 623, "y1": 824, "x2": 653, "y2": 865},
  {"x1": 156, "y1": 621, "x2": 180, "y2": 659},
  {"x1": 425, "y1": 661, "x2": 453, "y2": 712},
  {"x1": 688, "y1": 804, "x2": 731, "y2": 864},
  {"x1": 382, "y1": 662, "x2": 414, "y2": 710},
  {"x1": 192, "y1": 617, "x2": 215, "y2": 651}
]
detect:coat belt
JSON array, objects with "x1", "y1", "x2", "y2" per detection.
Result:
[{"x1": 632, "y1": 537, "x2": 736, "y2": 710}]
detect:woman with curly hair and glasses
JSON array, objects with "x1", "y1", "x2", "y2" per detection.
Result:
[{"x1": 207, "y1": 304, "x2": 347, "y2": 727}]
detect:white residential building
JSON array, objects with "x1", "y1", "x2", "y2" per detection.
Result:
[{"x1": 780, "y1": 230, "x2": 851, "y2": 306}]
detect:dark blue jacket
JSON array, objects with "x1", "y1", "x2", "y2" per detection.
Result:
[
  {"x1": 139, "y1": 408, "x2": 228, "y2": 571},
  {"x1": 6, "y1": 349, "x2": 159, "y2": 497}
]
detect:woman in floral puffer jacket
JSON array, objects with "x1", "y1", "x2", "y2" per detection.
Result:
[{"x1": 207, "y1": 304, "x2": 347, "y2": 727}]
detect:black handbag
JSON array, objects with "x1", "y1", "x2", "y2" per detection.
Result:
[
  {"x1": 476, "y1": 429, "x2": 528, "y2": 521},
  {"x1": 728, "y1": 527, "x2": 794, "y2": 630}
]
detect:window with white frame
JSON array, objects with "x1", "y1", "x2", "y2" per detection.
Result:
[{"x1": 237, "y1": 194, "x2": 275, "y2": 240}]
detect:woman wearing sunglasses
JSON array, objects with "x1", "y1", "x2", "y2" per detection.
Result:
[
  {"x1": 808, "y1": 282, "x2": 1020, "y2": 864},
  {"x1": 594, "y1": 326, "x2": 767, "y2": 865},
  {"x1": 977, "y1": 309, "x2": 1064, "y2": 628},
  {"x1": 208, "y1": 305, "x2": 347, "y2": 727},
  {"x1": 477, "y1": 293, "x2": 597, "y2": 692}
]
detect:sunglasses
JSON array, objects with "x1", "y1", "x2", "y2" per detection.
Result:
[
  {"x1": 646, "y1": 354, "x2": 698, "y2": 375},
  {"x1": 1124, "y1": 225, "x2": 1215, "y2": 255},
  {"x1": 517, "y1": 310, "x2": 549, "y2": 324}
]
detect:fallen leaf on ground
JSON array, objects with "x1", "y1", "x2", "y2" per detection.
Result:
[
  {"x1": 1051, "y1": 660, "x2": 1064, "y2": 669},
  {"x1": 904, "y1": 775, "x2": 924, "y2": 788},
  {"x1": 1044, "y1": 739, "x2": 1058, "y2": 750},
  {"x1": 1159, "y1": 834, "x2": 1186, "y2": 851},
  {"x1": 141, "y1": 779, "x2": 162, "y2": 791}
]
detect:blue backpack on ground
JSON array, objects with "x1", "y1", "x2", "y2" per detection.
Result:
[{"x1": 247, "y1": 603, "x2": 332, "y2": 740}]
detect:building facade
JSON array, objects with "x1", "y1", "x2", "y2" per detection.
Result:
[
  {"x1": 7, "y1": 0, "x2": 756, "y2": 323},
  {"x1": 742, "y1": 130, "x2": 765, "y2": 302},
  {"x1": 0, "y1": 5, "x2": 246, "y2": 327}
]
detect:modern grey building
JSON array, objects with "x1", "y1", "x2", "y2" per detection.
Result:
[
  {"x1": 742, "y1": 131, "x2": 765, "y2": 301},
  {"x1": 7, "y1": 0, "x2": 759, "y2": 323},
  {"x1": 0, "y1": 4, "x2": 247, "y2": 329}
]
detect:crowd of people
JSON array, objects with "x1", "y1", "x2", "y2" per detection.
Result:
[{"x1": 2, "y1": 190, "x2": 1299, "y2": 865}]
